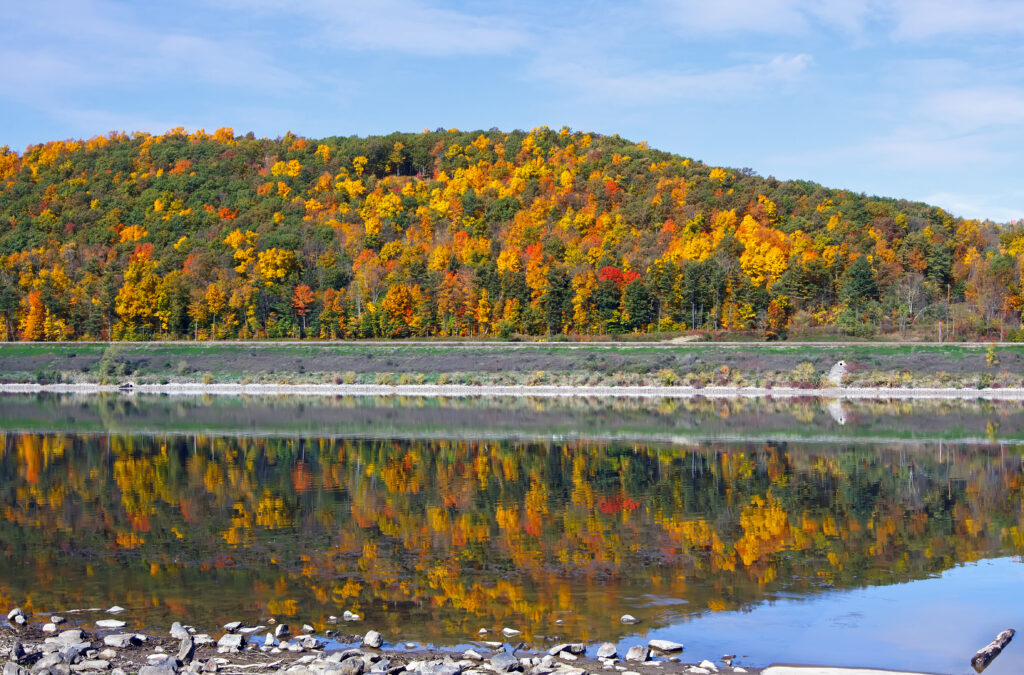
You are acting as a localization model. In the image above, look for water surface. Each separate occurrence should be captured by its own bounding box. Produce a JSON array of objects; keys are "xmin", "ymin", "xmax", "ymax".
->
[{"xmin": 1, "ymin": 393, "xmax": 1022, "ymax": 675}]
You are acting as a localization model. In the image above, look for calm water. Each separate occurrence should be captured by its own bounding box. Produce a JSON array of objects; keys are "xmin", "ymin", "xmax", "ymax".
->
[{"xmin": 1, "ymin": 393, "xmax": 1023, "ymax": 675}]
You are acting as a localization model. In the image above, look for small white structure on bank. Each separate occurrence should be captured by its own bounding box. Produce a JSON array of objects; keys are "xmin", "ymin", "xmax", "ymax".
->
[{"xmin": 825, "ymin": 360, "xmax": 848, "ymax": 386}]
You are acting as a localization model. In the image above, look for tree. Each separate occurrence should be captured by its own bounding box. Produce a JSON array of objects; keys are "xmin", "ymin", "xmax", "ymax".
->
[
  {"xmin": 291, "ymin": 284, "xmax": 315, "ymax": 338},
  {"xmin": 840, "ymin": 256, "xmax": 878, "ymax": 309}
]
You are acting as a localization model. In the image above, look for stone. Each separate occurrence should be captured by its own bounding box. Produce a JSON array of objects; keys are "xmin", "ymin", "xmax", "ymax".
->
[
  {"xmin": 132, "ymin": 635, "xmax": 148, "ymax": 644},
  {"xmin": 7, "ymin": 608, "xmax": 25, "ymax": 621},
  {"xmin": 337, "ymin": 657, "xmax": 364, "ymax": 675},
  {"xmin": 302, "ymin": 625, "xmax": 315, "ymax": 634},
  {"xmin": 732, "ymin": 669, "xmax": 747, "ymax": 674},
  {"xmin": 111, "ymin": 670, "xmax": 126, "ymax": 675},
  {"xmin": 489, "ymin": 653, "xmax": 519, "ymax": 673},
  {"xmin": 71, "ymin": 661, "xmax": 109, "ymax": 672},
  {"xmin": 215, "ymin": 634, "xmax": 245, "ymax": 652},
  {"xmin": 362, "ymin": 631, "xmax": 383, "ymax": 649},
  {"xmin": 51, "ymin": 618, "xmax": 65, "ymax": 625},
  {"xmin": 4, "ymin": 663, "xmax": 28, "ymax": 675},
  {"xmin": 13, "ymin": 616, "xmax": 26, "ymax": 627},
  {"xmin": 105, "ymin": 608, "xmax": 125, "ymax": 615},
  {"xmin": 177, "ymin": 637, "xmax": 195, "ymax": 664},
  {"xmin": 263, "ymin": 635, "xmax": 274, "ymax": 648},
  {"xmin": 192, "ymin": 636, "xmax": 213, "ymax": 647},
  {"xmin": 94, "ymin": 621, "xmax": 125, "ymax": 630},
  {"xmin": 137, "ymin": 664, "xmax": 176, "ymax": 675},
  {"xmin": 222, "ymin": 623, "xmax": 241, "ymax": 633},
  {"xmin": 462, "ymin": 651, "xmax": 482, "ymax": 662},
  {"xmin": 596, "ymin": 644, "xmax": 617, "ymax": 659},
  {"xmin": 33, "ymin": 654, "xmax": 67, "ymax": 672},
  {"xmin": 101, "ymin": 636, "xmax": 136, "ymax": 650},
  {"xmin": 57, "ymin": 631, "xmax": 86, "ymax": 647},
  {"xmin": 482, "ymin": 642, "xmax": 503, "ymax": 650},
  {"xmin": 624, "ymin": 646, "xmax": 648, "ymax": 663},
  {"xmin": 343, "ymin": 612, "xmax": 361, "ymax": 622},
  {"xmin": 619, "ymin": 615, "xmax": 639, "ymax": 625},
  {"xmin": 697, "ymin": 661, "xmax": 717, "ymax": 672},
  {"xmin": 558, "ymin": 654, "xmax": 577, "ymax": 662},
  {"xmin": 546, "ymin": 645, "xmax": 584, "ymax": 657},
  {"xmin": 648, "ymin": 640, "xmax": 683, "ymax": 653},
  {"xmin": 96, "ymin": 652, "xmax": 115, "ymax": 663},
  {"xmin": 300, "ymin": 637, "xmax": 323, "ymax": 650},
  {"xmin": 43, "ymin": 625, "xmax": 58, "ymax": 635},
  {"xmin": 170, "ymin": 624, "xmax": 189, "ymax": 641},
  {"xmin": 12, "ymin": 642, "xmax": 27, "ymax": 662},
  {"xmin": 500, "ymin": 628, "xmax": 521, "ymax": 638},
  {"xmin": 685, "ymin": 669, "xmax": 708, "ymax": 675}
]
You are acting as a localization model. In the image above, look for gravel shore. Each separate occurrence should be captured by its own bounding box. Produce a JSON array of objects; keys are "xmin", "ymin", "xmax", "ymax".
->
[{"xmin": 2, "ymin": 609, "xmax": 757, "ymax": 675}]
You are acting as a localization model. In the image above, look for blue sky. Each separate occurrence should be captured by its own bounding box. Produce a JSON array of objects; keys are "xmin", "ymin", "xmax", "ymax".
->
[{"xmin": 3, "ymin": 0, "xmax": 1024, "ymax": 221}]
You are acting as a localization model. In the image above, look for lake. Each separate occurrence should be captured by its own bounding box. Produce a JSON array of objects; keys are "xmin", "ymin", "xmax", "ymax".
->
[{"xmin": 1, "ymin": 393, "xmax": 1022, "ymax": 675}]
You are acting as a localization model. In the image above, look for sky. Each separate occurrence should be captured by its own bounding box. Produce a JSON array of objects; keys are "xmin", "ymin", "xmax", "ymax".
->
[{"xmin": 2, "ymin": 0, "xmax": 1024, "ymax": 222}]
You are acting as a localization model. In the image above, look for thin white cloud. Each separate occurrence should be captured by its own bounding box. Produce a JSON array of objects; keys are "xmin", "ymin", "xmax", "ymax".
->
[
  {"xmin": 891, "ymin": 0, "xmax": 1024, "ymax": 40},
  {"xmin": 215, "ymin": 0, "xmax": 530, "ymax": 57},
  {"xmin": 527, "ymin": 53, "xmax": 812, "ymax": 102},
  {"xmin": 653, "ymin": 0, "xmax": 875, "ymax": 37}
]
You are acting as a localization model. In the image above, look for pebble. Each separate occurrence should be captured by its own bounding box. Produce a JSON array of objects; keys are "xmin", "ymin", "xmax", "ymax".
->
[
  {"xmin": 619, "ymin": 615, "xmax": 639, "ymax": 625},
  {"xmin": 596, "ymin": 644, "xmax": 617, "ymax": 659},
  {"xmin": 649, "ymin": 640, "xmax": 684, "ymax": 653},
  {"xmin": 363, "ymin": 631, "xmax": 384, "ymax": 649},
  {"xmin": 96, "ymin": 620, "xmax": 127, "ymax": 629}
]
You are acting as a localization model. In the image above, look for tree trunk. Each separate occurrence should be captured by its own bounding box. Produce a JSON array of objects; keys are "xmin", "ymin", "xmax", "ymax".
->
[{"xmin": 971, "ymin": 628, "xmax": 1014, "ymax": 672}]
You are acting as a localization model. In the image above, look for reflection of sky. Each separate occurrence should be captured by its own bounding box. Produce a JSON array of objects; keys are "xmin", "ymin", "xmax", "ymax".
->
[{"xmin": 623, "ymin": 557, "xmax": 1023, "ymax": 675}]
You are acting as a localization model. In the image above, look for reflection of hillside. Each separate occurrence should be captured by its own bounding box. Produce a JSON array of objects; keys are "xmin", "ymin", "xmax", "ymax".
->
[
  {"xmin": 0, "ymin": 432, "xmax": 1021, "ymax": 643},
  {"xmin": 2, "ymin": 394, "xmax": 1024, "ymax": 444}
]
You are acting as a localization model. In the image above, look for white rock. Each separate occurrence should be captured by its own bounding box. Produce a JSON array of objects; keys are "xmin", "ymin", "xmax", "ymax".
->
[
  {"xmin": 264, "ymin": 634, "xmax": 274, "ymax": 647},
  {"xmin": 463, "ymin": 650, "xmax": 483, "ymax": 661},
  {"xmin": 825, "ymin": 360, "xmax": 848, "ymax": 386},
  {"xmin": 596, "ymin": 644, "xmax": 617, "ymax": 659},
  {"xmin": 698, "ymin": 660, "xmax": 717, "ymax": 672},
  {"xmin": 477, "ymin": 628, "xmax": 488, "ymax": 635},
  {"xmin": 96, "ymin": 620, "xmax": 127, "ymax": 629},
  {"xmin": 624, "ymin": 646, "xmax": 649, "ymax": 663},
  {"xmin": 51, "ymin": 616, "xmax": 65, "ymax": 625},
  {"xmin": 483, "ymin": 641, "xmax": 503, "ymax": 649},
  {"xmin": 98, "ymin": 650, "xmax": 117, "ymax": 660},
  {"xmin": 43, "ymin": 623, "xmax": 58, "ymax": 634},
  {"xmin": 560, "ymin": 653, "xmax": 578, "ymax": 662},
  {"xmin": 686, "ymin": 668, "xmax": 709, "ymax": 675},
  {"xmin": 732, "ymin": 669, "xmax": 747, "ymax": 673},
  {"xmin": 619, "ymin": 615, "xmax": 639, "ymax": 624},
  {"xmin": 342, "ymin": 611, "xmax": 361, "ymax": 622},
  {"xmin": 501, "ymin": 627, "xmax": 521, "ymax": 638},
  {"xmin": 107, "ymin": 606, "xmax": 126, "ymax": 614},
  {"xmin": 648, "ymin": 640, "xmax": 683, "ymax": 653},
  {"xmin": 362, "ymin": 630, "xmax": 383, "ymax": 649},
  {"xmin": 7, "ymin": 608, "xmax": 24, "ymax": 620},
  {"xmin": 302, "ymin": 624, "xmax": 315, "ymax": 633}
]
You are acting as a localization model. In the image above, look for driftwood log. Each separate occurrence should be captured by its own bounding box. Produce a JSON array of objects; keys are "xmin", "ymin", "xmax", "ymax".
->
[{"xmin": 971, "ymin": 628, "xmax": 1015, "ymax": 673}]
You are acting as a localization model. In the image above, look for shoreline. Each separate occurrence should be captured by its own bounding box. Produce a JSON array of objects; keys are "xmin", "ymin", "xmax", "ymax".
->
[
  {"xmin": 1, "ymin": 611, "xmax": 762, "ymax": 675},
  {"xmin": 3, "ymin": 382, "xmax": 1024, "ymax": 400}
]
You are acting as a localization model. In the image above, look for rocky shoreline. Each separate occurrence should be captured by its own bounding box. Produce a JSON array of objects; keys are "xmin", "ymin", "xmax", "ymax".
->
[{"xmin": 2, "ymin": 608, "xmax": 756, "ymax": 675}]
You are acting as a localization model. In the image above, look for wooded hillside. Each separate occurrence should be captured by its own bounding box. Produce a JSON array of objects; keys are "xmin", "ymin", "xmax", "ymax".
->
[{"xmin": 0, "ymin": 126, "xmax": 1021, "ymax": 340}]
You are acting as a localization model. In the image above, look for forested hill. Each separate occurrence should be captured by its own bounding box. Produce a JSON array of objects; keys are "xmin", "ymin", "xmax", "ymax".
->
[{"xmin": 0, "ymin": 126, "xmax": 1021, "ymax": 341}]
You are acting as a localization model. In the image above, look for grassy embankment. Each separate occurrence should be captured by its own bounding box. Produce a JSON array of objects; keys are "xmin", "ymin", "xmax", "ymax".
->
[{"xmin": 1, "ymin": 341, "xmax": 1023, "ymax": 389}]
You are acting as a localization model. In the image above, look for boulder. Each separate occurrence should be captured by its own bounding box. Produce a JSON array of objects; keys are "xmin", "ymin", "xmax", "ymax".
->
[
  {"xmin": 362, "ymin": 631, "xmax": 383, "ymax": 649},
  {"xmin": 624, "ymin": 646, "xmax": 649, "ymax": 663},
  {"xmin": 596, "ymin": 644, "xmax": 617, "ymax": 659},
  {"xmin": 489, "ymin": 653, "xmax": 520, "ymax": 673},
  {"xmin": 648, "ymin": 640, "xmax": 683, "ymax": 653}
]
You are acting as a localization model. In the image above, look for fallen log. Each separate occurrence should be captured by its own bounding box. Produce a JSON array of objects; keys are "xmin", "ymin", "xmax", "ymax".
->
[{"xmin": 971, "ymin": 628, "xmax": 1015, "ymax": 673}]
